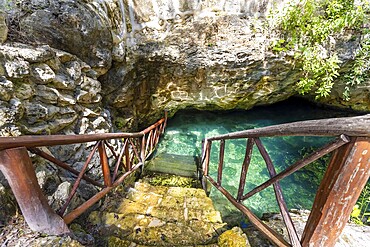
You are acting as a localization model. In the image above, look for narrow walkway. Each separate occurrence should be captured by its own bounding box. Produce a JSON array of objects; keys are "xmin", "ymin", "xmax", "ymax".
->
[{"xmin": 88, "ymin": 180, "xmax": 227, "ymax": 246}]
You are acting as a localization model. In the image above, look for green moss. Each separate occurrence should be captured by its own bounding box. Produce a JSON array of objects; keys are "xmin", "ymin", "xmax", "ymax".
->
[
  {"xmin": 143, "ymin": 174, "xmax": 200, "ymax": 188},
  {"xmin": 114, "ymin": 117, "xmax": 129, "ymax": 129}
]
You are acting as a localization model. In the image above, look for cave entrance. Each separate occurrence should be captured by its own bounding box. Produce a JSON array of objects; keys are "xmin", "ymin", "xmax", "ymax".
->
[{"xmin": 147, "ymin": 97, "xmax": 358, "ymax": 222}]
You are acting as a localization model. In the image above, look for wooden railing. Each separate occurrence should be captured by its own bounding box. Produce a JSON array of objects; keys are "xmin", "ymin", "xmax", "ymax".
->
[
  {"xmin": 0, "ymin": 113, "xmax": 167, "ymax": 235},
  {"xmin": 201, "ymin": 114, "xmax": 370, "ymax": 247}
]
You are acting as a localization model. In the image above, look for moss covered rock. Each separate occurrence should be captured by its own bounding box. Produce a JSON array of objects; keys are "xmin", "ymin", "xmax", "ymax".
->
[
  {"xmin": 88, "ymin": 181, "xmax": 227, "ymax": 246},
  {"xmin": 218, "ymin": 227, "xmax": 250, "ymax": 247}
]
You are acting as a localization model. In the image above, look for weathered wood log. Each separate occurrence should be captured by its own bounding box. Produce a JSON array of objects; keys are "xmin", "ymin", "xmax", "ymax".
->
[
  {"xmin": 301, "ymin": 137, "xmax": 370, "ymax": 247},
  {"xmin": 0, "ymin": 132, "xmax": 141, "ymax": 150},
  {"xmin": 0, "ymin": 147, "xmax": 69, "ymax": 235},
  {"xmin": 208, "ymin": 114, "xmax": 370, "ymax": 140}
]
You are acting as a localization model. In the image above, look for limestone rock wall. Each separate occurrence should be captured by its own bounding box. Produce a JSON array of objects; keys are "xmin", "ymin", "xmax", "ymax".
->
[
  {"xmin": 97, "ymin": 0, "xmax": 369, "ymax": 124},
  {"xmin": 10, "ymin": 0, "xmax": 113, "ymax": 76},
  {"xmin": 0, "ymin": 43, "xmax": 111, "ymax": 137},
  {"xmin": 0, "ymin": 42, "xmax": 114, "ymax": 196},
  {"xmin": 99, "ymin": 0, "xmax": 301, "ymax": 125},
  {"xmin": 4, "ymin": 0, "xmax": 369, "ymax": 127},
  {"xmin": 2, "ymin": 0, "xmax": 370, "ymax": 130}
]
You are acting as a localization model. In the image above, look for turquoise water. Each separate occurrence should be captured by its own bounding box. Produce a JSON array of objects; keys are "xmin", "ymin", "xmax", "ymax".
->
[{"xmin": 155, "ymin": 98, "xmax": 356, "ymax": 219}]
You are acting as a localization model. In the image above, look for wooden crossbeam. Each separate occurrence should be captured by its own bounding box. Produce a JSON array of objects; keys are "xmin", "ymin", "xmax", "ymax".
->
[
  {"xmin": 63, "ymin": 163, "xmax": 143, "ymax": 224},
  {"xmin": 237, "ymin": 138, "xmax": 254, "ymax": 201},
  {"xmin": 217, "ymin": 139, "xmax": 225, "ymax": 185},
  {"xmin": 206, "ymin": 175, "xmax": 290, "ymax": 247},
  {"xmin": 28, "ymin": 147, "xmax": 103, "ymax": 188},
  {"xmin": 242, "ymin": 135, "xmax": 349, "ymax": 200},
  {"xmin": 59, "ymin": 141, "xmax": 100, "ymax": 216},
  {"xmin": 112, "ymin": 139, "xmax": 127, "ymax": 182},
  {"xmin": 255, "ymin": 138, "xmax": 301, "ymax": 247}
]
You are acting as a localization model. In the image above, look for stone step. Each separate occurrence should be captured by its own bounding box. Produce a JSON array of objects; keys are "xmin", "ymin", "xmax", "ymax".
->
[
  {"xmin": 145, "ymin": 153, "xmax": 198, "ymax": 178},
  {"xmin": 88, "ymin": 181, "xmax": 227, "ymax": 246}
]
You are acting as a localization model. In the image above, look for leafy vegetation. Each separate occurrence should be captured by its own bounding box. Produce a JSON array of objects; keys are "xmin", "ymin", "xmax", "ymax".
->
[
  {"xmin": 351, "ymin": 183, "xmax": 370, "ymax": 225},
  {"xmin": 270, "ymin": 0, "xmax": 370, "ymax": 99},
  {"xmin": 343, "ymin": 32, "xmax": 370, "ymax": 100}
]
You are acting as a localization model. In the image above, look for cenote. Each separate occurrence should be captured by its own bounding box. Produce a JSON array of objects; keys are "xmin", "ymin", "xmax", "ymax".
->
[{"xmin": 154, "ymin": 98, "xmax": 358, "ymax": 221}]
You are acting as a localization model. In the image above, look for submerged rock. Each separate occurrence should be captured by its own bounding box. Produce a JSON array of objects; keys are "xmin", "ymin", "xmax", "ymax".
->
[{"xmin": 88, "ymin": 181, "xmax": 226, "ymax": 246}]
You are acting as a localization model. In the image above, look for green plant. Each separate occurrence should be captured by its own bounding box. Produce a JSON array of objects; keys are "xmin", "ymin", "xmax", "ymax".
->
[
  {"xmin": 270, "ymin": 0, "xmax": 370, "ymax": 99},
  {"xmin": 351, "ymin": 183, "xmax": 370, "ymax": 225},
  {"xmin": 343, "ymin": 33, "xmax": 370, "ymax": 100}
]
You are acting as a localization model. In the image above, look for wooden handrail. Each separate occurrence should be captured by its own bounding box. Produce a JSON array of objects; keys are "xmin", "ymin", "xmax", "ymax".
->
[
  {"xmin": 0, "ymin": 132, "xmax": 141, "ymax": 150},
  {"xmin": 0, "ymin": 112, "xmax": 167, "ymax": 150},
  {"xmin": 0, "ymin": 113, "xmax": 168, "ymax": 234},
  {"xmin": 201, "ymin": 113, "xmax": 370, "ymax": 247},
  {"xmin": 207, "ymin": 114, "xmax": 370, "ymax": 141}
]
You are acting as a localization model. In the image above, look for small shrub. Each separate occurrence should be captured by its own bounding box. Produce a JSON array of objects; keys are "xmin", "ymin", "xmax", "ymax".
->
[
  {"xmin": 270, "ymin": 0, "xmax": 370, "ymax": 99},
  {"xmin": 351, "ymin": 183, "xmax": 370, "ymax": 225}
]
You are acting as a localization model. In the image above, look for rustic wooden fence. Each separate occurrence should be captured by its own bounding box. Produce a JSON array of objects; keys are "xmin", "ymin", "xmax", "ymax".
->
[
  {"xmin": 0, "ymin": 113, "xmax": 167, "ymax": 235},
  {"xmin": 201, "ymin": 114, "xmax": 370, "ymax": 247}
]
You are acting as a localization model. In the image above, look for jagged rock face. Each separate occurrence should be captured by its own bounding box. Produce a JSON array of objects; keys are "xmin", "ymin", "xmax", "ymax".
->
[
  {"xmin": 98, "ymin": 0, "xmax": 369, "ymax": 125},
  {"xmin": 4, "ymin": 0, "xmax": 369, "ymax": 127},
  {"xmin": 99, "ymin": 0, "xmax": 302, "ymax": 125},
  {"xmin": 13, "ymin": 0, "xmax": 113, "ymax": 75},
  {"xmin": 0, "ymin": 42, "xmax": 115, "ymax": 199},
  {"xmin": 104, "ymin": 23, "xmax": 299, "ymax": 124},
  {"xmin": 0, "ymin": 43, "xmax": 111, "ymax": 136}
]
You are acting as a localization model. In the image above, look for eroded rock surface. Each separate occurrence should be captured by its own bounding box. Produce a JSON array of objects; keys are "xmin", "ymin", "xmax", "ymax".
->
[
  {"xmin": 3, "ymin": 0, "xmax": 369, "ymax": 127},
  {"xmin": 0, "ymin": 43, "xmax": 111, "ymax": 136},
  {"xmin": 12, "ymin": 0, "xmax": 113, "ymax": 75},
  {"xmin": 96, "ymin": 0, "xmax": 369, "ymax": 124},
  {"xmin": 0, "ymin": 43, "xmax": 115, "ymax": 188},
  {"xmin": 100, "ymin": 0, "xmax": 301, "ymax": 124}
]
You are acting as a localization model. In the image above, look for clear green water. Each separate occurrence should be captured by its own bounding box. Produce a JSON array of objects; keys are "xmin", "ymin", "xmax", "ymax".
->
[{"xmin": 155, "ymin": 98, "xmax": 356, "ymax": 220}]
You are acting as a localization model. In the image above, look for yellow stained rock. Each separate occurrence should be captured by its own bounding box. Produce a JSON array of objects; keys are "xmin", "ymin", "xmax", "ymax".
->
[{"xmin": 218, "ymin": 227, "xmax": 250, "ymax": 247}]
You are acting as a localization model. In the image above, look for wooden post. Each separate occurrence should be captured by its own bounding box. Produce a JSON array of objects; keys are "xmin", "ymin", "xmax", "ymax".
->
[
  {"xmin": 0, "ymin": 147, "xmax": 70, "ymax": 235},
  {"xmin": 98, "ymin": 141, "xmax": 112, "ymax": 187},
  {"xmin": 301, "ymin": 137, "xmax": 370, "ymax": 247}
]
